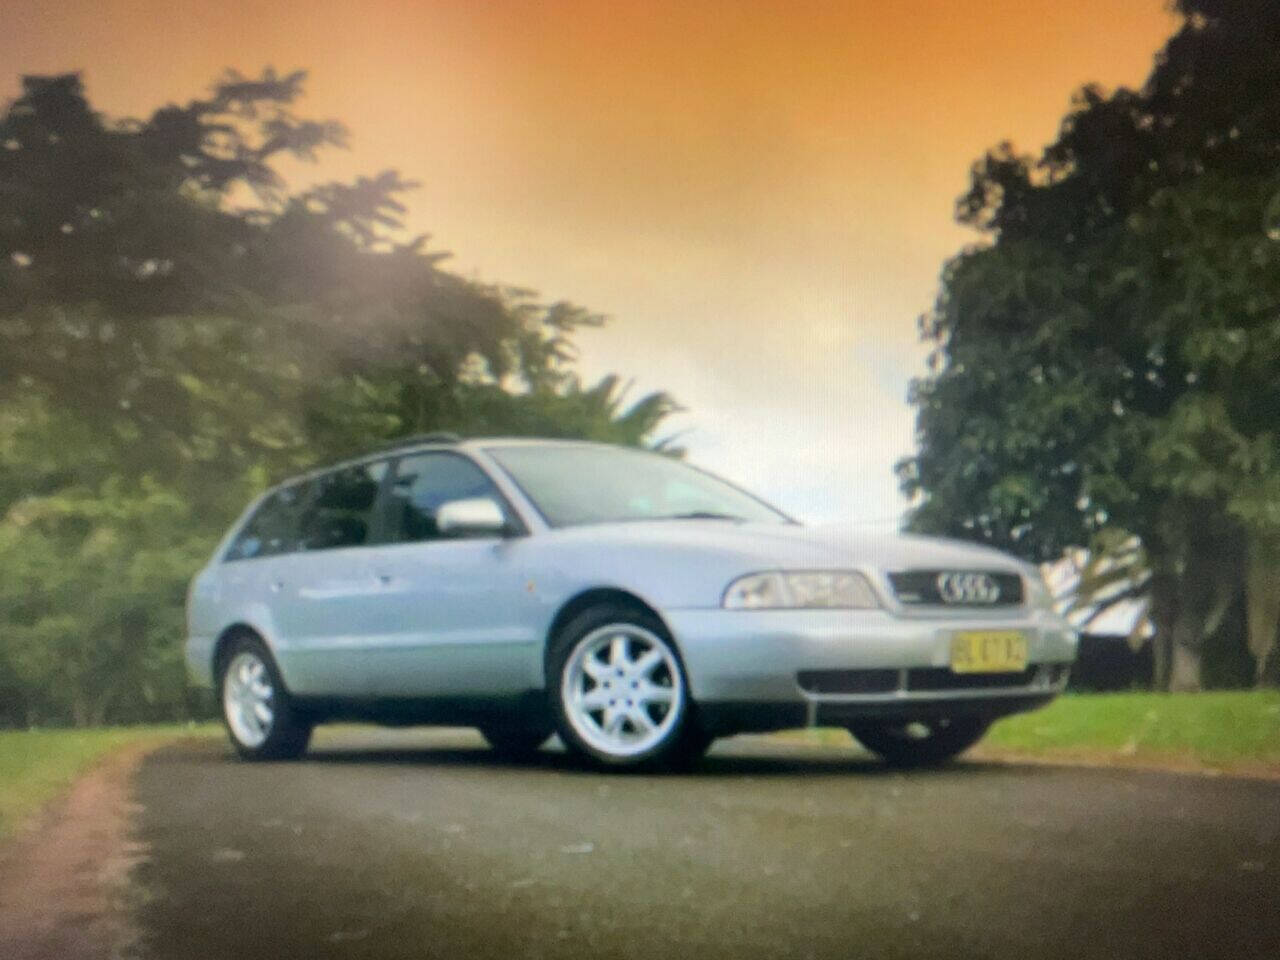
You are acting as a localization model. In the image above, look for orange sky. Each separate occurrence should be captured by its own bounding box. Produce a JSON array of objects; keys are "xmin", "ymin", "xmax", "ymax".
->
[{"xmin": 2, "ymin": 0, "xmax": 1178, "ymax": 522}]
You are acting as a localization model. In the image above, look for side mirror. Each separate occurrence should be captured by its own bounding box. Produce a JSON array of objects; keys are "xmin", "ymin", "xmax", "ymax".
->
[{"xmin": 435, "ymin": 497, "xmax": 510, "ymax": 538}]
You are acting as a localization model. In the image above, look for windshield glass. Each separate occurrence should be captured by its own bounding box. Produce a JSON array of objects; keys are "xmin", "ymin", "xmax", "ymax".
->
[{"xmin": 485, "ymin": 444, "xmax": 792, "ymax": 528}]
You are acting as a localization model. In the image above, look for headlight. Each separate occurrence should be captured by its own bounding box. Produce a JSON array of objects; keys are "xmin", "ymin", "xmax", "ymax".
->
[{"xmin": 722, "ymin": 571, "xmax": 880, "ymax": 610}]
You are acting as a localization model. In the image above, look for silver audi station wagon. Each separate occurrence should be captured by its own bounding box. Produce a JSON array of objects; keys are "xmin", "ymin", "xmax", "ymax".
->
[{"xmin": 186, "ymin": 436, "xmax": 1077, "ymax": 768}]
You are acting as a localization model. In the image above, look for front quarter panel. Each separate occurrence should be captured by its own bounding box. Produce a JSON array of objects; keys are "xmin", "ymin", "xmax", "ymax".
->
[{"xmin": 527, "ymin": 536, "xmax": 755, "ymax": 617}]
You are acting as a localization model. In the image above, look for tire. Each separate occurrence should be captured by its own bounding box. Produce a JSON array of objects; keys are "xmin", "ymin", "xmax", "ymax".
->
[
  {"xmin": 217, "ymin": 634, "xmax": 312, "ymax": 761},
  {"xmin": 848, "ymin": 716, "xmax": 990, "ymax": 768},
  {"xmin": 547, "ymin": 603, "xmax": 691, "ymax": 769},
  {"xmin": 478, "ymin": 724, "xmax": 552, "ymax": 758}
]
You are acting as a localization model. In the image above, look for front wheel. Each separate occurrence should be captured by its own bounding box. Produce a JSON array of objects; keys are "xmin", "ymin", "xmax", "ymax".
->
[
  {"xmin": 549, "ymin": 605, "xmax": 691, "ymax": 769},
  {"xmin": 848, "ymin": 716, "xmax": 990, "ymax": 767},
  {"xmin": 218, "ymin": 636, "xmax": 312, "ymax": 761}
]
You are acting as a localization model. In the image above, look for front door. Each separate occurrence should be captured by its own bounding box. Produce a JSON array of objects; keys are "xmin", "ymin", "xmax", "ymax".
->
[{"xmin": 361, "ymin": 451, "xmax": 542, "ymax": 697}]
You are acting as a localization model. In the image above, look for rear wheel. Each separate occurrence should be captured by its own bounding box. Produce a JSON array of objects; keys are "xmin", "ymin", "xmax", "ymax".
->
[
  {"xmin": 217, "ymin": 635, "xmax": 312, "ymax": 761},
  {"xmin": 848, "ymin": 716, "xmax": 990, "ymax": 767},
  {"xmin": 478, "ymin": 724, "xmax": 552, "ymax": 758},
  {"xmin": 549, "ymin": 605, "xmax": 691, "ymax": 769}
]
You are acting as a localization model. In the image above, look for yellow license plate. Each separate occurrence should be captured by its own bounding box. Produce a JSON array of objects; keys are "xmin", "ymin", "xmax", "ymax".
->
[{"xmin": 950, "ymin": 631, "xmax": 1029, "ymax": 673}]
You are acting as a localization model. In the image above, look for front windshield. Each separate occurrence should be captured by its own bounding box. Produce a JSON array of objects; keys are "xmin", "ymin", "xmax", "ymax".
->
[{"xmin": 485, "ymin": 444, "xmax": 793, "ymax": 528}]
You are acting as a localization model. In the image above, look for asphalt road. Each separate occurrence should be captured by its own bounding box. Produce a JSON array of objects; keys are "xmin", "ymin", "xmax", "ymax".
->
[{"xmin": 127, "ymin": 729, "xmax": 1280, "ymax": 960}]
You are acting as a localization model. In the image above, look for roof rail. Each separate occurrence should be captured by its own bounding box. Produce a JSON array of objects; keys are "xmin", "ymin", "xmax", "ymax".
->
[{"xmin": 377, "ymin": 431, "xmax": 463, "ymax": 450}]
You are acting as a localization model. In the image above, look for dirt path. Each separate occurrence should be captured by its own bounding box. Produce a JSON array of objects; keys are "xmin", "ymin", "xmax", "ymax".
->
[{"xmin": 0, "ymin": 743, "xmax": 155, "ymax": 960}]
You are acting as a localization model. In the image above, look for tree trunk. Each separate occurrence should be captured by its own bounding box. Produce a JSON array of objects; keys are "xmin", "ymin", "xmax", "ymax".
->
[
  {"xmin": 89, "ymin": 686, "xmax": 114, "ymax": 728},
  {"xmin": 1264, "ymin": 641, "xmax": 1280, "ymax": 687},
  {"xmin": 1147, "ymin": 573, "xmax": 1178, "ymax": 691},
  {"xmin": 1166, "ymin": 537, "xmax": 1240, "ymax": 692},
  {"xmin": 1169, "ymin": 643, "xmax": 1202, "ymax": 692},
  {"xmin": 1150, "ymin": 630, "xmax": 1172, "ymax": 691},
  {"xmin": 1245, "ymin": 536, "xmax": 1280, "ymax": 688},
  {"xmin": 1169, "ymin": 597, "xmax": 1206, "ymax": 692},
  {"xmin": 70, "ymin": 696, "xmax": 92, "ymax": 728}
]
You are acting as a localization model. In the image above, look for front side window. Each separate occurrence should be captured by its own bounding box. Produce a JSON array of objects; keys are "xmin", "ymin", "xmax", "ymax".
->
[
  {"xmin": 296, "ymin": 461, "xmax": 389, "ymax": 551},
  {"xmin": 485, "ymin": 444, "xmax": 791, "ymax": 528},
  {"xmin": 388, "ymin": 452, "xmax": 508, "ymax": 542},
  {"xmin": 224, "ymin": 481, "xmax": 313, "ymax": 561}
]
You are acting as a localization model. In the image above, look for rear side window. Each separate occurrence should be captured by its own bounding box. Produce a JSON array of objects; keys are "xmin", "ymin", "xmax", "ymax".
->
[
  {"xmin": 296, "ymin": 462, "xmax": 388, "ymax": 551},
  {"xmin": 387, "ymin": 452, "xmax": 506, "ymax": 542},
  {"xmin": 224, "ymin": 482, "xmax": 311, "ymax": 561}
]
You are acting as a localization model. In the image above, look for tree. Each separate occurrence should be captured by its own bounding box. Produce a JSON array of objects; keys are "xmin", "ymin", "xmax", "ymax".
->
[
  {"xmin": 0, "ymin": 71, "xmax": 677, "ymax": 726},
  {"xmin": 899, "ymin": 1, "xmax": 1280, "ymax": 689}
]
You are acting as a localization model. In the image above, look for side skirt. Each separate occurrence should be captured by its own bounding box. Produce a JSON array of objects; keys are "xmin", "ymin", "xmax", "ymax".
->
[{"xmin": 291, "ymin": 690, "xmax": 551, "ymax": 728}]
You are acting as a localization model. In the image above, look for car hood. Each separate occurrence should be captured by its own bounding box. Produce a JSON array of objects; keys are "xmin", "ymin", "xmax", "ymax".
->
[{"xmin": 543, "ymin": 519, "xmax": 1028, "ymax": 574}]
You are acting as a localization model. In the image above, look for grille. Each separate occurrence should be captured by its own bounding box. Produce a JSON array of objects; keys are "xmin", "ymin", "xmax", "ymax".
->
[
  {"xmin": 888, "ymin": 570, "xmax": 1024, "ymax": 607},
  {"xmin": 797, "ymin": 669, "xmax": 899, "ymax": 695},
  {"xmin": 907, "ymin": 667, "xmax": 1037, "ymax": 691}
]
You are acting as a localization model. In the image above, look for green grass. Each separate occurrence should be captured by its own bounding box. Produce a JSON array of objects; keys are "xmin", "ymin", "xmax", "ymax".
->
[
  {"xmin": 0, "ymin": 724, "xmax": 213, "ymax": 840},
  {"xmin": 984, "ymin": 690, "xmax": 1280, "ymax": 769},
  {"xmin": 774, "ymin": 691, "xmax": 1280, "ymax": 772}
]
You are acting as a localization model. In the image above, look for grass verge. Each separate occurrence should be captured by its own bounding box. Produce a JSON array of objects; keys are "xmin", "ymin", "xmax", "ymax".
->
[
  {"xmin": 774, "ymin": 691, "xmax": 1280, "ymax": 775},
  {"xmin": 982, "ymin": 690, "xmax": 1280, "ymax": 772},
  {"xmin": 0, "ymin": 724, "xmax": 215, "ymax": 840}
]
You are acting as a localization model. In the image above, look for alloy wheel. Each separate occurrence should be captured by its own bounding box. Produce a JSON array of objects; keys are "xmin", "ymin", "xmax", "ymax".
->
[
  {"xmin": 560, "ymin": 623, "xmax": 685, "ymax": 759},
  {"xmin": 222, "ymin": 650, "xmax": 275, "ymax": 748}
]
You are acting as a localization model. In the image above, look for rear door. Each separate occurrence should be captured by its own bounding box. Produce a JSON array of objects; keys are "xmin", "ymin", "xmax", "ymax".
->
[
  {"xmin": 361, "ymin": 451, "xmax": 543, "ymax": 697},
  {"xmin": 217, "ymin": 480, "xmax": 311, "ymax": 687},
  {"xmin": 267, "ymin": 460, "xmax": 392, "ymax": 696}
]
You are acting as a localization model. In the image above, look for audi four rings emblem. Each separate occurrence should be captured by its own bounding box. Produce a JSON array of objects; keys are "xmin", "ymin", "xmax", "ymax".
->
[{"xmin": 936, "ymin": 571, "xmax": 1001, "ymax": 604}]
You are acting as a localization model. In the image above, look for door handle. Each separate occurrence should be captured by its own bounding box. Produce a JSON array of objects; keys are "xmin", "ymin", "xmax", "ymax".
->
[
  {"xmin": 269, "ymin": 581, "xmax": 284, "ymax": 593},
  {"xmin": 376, "ymin": 572, "xmax": 393, "ymax": 586}
]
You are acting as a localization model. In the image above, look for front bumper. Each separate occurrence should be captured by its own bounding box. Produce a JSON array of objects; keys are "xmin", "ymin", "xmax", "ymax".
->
[{"xmin": 664, "ymin": 607, "xmax": 1076, "ymax": 724}]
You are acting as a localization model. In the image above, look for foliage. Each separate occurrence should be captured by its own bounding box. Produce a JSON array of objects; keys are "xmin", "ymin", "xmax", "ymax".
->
[
  {"xmin": 899, "ymin": 2, "xmax": 1280, "ymax": 689},
  {"xmin": 0, "ymin": 71, "xmax": 676, "ymax": 726}
]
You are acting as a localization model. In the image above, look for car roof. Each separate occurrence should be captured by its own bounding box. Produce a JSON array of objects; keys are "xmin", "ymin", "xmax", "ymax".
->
[
  {"xmin": 265, "ymin": 436, "xmax": 617, "ymax": 492},
  {"xmin": 459, "ymin": 436, "xmax": 614, "ymax": 450}
]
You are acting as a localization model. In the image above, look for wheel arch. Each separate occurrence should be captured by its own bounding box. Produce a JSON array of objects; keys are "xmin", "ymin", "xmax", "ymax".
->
[
  {"xmin": 542, "ymin": 587, "xmax": 682, "ymax": 683},
  {"xmin": 212, "ymin": 622, "xmax": 282, "ymax": 686}
]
